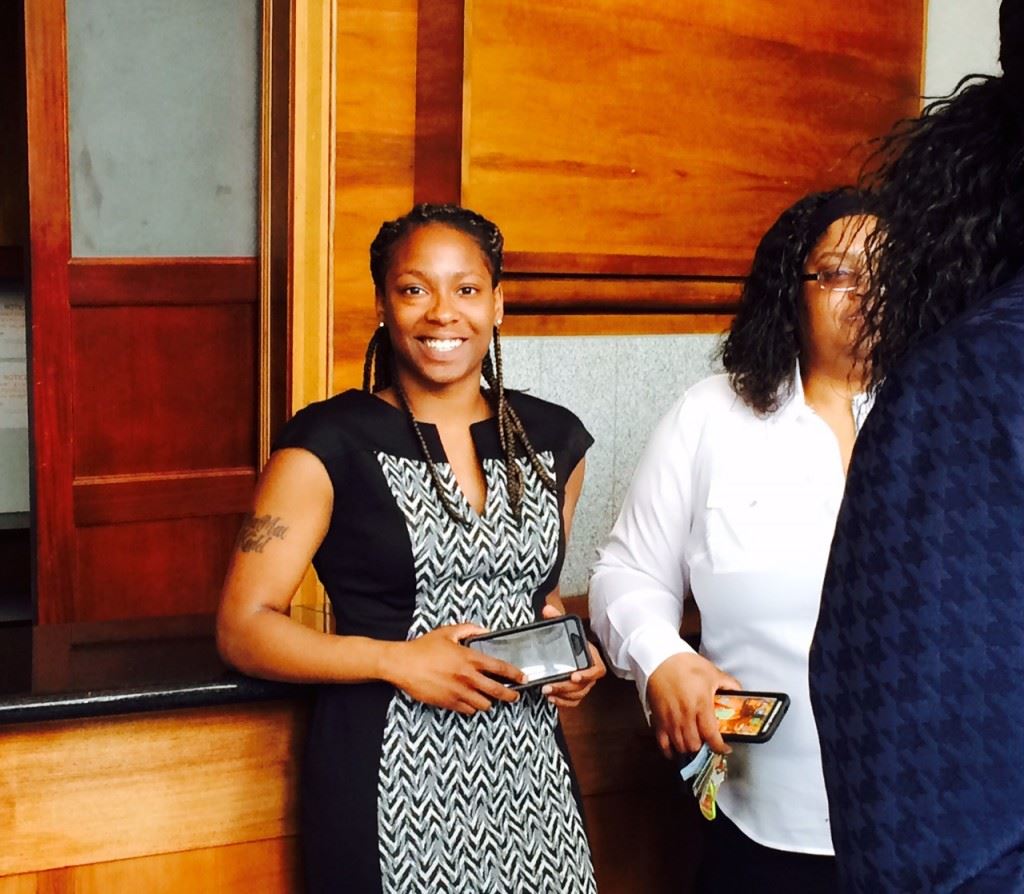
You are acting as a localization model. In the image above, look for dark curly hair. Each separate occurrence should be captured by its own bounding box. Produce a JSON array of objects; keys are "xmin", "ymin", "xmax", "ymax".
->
[
  {"xmin": 720, "ymin": 188, "xmax": 871, "ymax": 415},
  {"xmin": 854, "ymin": 71, "xmax": 1024, "ymax": 389},
  {"xmin": 369, "ymin": 202, "xmax": 504, "ymax": 294},
  {"xmin": 363, "ymin": 203, "xmax": 554, "ymax": 525}
]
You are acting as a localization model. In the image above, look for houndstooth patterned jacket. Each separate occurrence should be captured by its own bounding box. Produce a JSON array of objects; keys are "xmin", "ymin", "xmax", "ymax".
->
[{"xmin": 811, "ymin": 267, "xmax": 1024, "ymax": 893}]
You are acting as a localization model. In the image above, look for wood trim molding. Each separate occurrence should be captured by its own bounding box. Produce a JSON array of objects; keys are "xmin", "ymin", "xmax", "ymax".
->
[
  {"xmin": 0, "ymin": 838, "xmax": 300, "ymax": 893},
  {"xmin": 72, "ymin": 468, "xmax": 257, "ymax": 526},
  {"xmin": 68, "ymin": 258, "xmax": 258, "ymax": 306},
  {"xmin": 260, "ymin": 0, "xmax": 292, "ymax": 466},
  {"xmin": 288, "ymin": 0, "xmax": 335, "ymax": 420},
  {"xmin": 501, "ymin": 313, "xmax": 733, "ymax": 337},
  {"xmin": 25, "ymin": 0, "xmax": 76, "ymax": 623},
  {"xmin": 505, "ymin": 250, "xmax": 749, "ymax": 278},
  {"xmin": 501, "ymin": 277, "xmax": 741, "ymax": 314},
  {"xmin": 278, "ymin": 0, "xmax": 336, "ymax": 613},
  {"xmin": 413, "ymin": 0, "xmax": 466, "ymax": 203}
]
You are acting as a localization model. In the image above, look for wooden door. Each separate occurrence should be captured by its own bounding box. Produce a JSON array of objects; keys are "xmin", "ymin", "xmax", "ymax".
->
[{"xmin": 25, "ymin": 1, "xmax": 261, "ymax": 623}]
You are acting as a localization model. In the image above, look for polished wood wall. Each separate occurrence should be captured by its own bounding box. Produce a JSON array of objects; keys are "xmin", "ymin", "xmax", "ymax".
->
[
  {"xmin": 25, "ymin": 1, "xmax": 259, "ymax": 623},
  {"xmin": 0, "ymin": 688, "xmax": 686, "ymax": 893},
  {"xmin": 0, "ymin": 840, "xmax": 298, "ymax": 894},
  {"xmin": 324, "ymin": 4, "xmax": 925, "ymax": 889},
  {"xmin": 0, "ymin": 703, "xmax": 304, "ymax": 889},
  {"xmin": 332, "ymin": 0, "xmax": 924, "ymax": 389},
  {"xmin": 332, "ymin": 0, "xmax": 420, "ymax": 389},
  {"xmin": 23, "ymin": 0, "xmax": 924, "ymax": 618}
]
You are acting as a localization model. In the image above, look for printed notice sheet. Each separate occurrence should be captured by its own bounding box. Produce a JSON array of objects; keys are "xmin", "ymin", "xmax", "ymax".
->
[
  {"xmin": 0, "ymin": 291, "xmax": 27, "ymax": 430},
  {"xmin": 0, "ymin": 288, "xmax": 29, "ymax": 514}
]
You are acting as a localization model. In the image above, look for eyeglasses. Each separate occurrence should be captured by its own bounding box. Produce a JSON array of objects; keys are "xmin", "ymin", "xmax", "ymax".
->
[{"xmin": 801, "ymin": 268, "xmax": 864, "ymax": 293}]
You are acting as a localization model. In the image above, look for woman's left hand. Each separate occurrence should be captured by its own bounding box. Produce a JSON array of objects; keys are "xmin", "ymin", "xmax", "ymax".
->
[{"xmin": 539, "ymin": 604, "xmax": 606, "ymax": 708}]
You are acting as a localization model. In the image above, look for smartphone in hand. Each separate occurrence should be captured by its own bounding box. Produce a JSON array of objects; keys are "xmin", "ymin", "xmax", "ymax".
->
[
  {"xmin": 464, "ymin": 615, "xmax": 593, "ymax": 690},
  {"xmin": 714, "ymin": 690, "xmax": 790, "ymax": 743}
]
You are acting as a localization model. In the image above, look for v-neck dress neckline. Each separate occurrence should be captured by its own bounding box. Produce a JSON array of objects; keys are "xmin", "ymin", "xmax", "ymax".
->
[{"xmin": 359, "ymin": 389, "xmax": 500, "ymax": 522}]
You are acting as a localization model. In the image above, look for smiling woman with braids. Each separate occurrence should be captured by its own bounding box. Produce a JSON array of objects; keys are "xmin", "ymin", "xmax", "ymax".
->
[{"xmin": 217, "ymin": 204, "xmax": 602, "ymax": 893}]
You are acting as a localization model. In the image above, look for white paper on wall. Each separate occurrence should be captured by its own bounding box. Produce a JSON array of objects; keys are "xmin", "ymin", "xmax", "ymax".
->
[
  {"xmin": 0, "ymin": 360, "xmax": 28, "ymax": 430},
  {"xmin": 0, "ymin": 292, "xmax": 27, "ymax": 359},
  {"xmin": 0, "ymin": 290, "xmax": 30, "ymax": 513},
  {"xmin": 0, "ymin": 293, "xmax": 28, "ymax": 431}
]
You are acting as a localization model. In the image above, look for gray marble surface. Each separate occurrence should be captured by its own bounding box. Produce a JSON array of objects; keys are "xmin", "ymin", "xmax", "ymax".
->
[{"xmin": 501, "ymin": 333, "xmax": 721, "ymax": 597}]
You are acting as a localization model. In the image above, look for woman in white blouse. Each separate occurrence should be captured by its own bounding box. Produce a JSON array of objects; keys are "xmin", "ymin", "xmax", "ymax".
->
[{"xmin": 590, "ymin": 189, "xmax": 877, "ymax": 892}]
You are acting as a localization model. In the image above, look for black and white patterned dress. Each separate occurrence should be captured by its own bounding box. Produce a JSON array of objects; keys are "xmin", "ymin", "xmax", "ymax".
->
[{"xmin": 275, "ymin": 389, "xmax": 596, "ymax": 894}]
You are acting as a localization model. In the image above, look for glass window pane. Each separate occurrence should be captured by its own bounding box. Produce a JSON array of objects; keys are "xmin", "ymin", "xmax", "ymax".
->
[{"xmin": 66, "ymin": 0, "xmax": 260, "ymax": 257}]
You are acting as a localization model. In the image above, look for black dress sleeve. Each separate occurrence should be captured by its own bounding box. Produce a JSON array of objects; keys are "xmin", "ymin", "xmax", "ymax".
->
[
  {"xmin": 270, "ymin": 397, "xmax": 350, "ymax": 491},
  {"xmin": 505, "ymin": 391, "xmax": 594, "ymax": 487},
  {"xmin": 561, "ymin": 412, "xmax": 594, "ymax": 476}
]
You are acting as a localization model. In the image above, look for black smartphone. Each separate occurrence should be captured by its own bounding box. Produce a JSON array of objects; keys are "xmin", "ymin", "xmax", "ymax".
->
[
  {"xmin": 464, "ymin": 615, "xmax": 593, "ymax": 690},
  {"xmin": 714, "ymin": 690, "xmax": 790, "ymax": 743}
]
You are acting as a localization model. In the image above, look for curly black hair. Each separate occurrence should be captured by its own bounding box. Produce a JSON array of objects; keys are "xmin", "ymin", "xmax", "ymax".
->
[
  {"xmin": 720, "ymin": 188, "xmax": 870, "ymax": 415},
  {"xmin": 369, "ymin": 202, "xmax": 504, "ymax": 294},
  {"xmin": 853, "ymin": 70, "xmax": 1024, "ymax": 389}
]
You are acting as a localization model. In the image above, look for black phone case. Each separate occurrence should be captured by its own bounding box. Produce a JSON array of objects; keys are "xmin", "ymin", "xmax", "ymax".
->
[
  {"xmin": 716, "ymin": 689, "xmax": 791, "ymax": 743},
  {"xmin": 464, "ymin": 614, "xmax": 593, "ymax": 690}
]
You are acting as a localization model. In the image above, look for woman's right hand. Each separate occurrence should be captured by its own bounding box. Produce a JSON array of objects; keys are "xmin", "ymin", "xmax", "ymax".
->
[
  {"xmin": 385, "ymin": 624, "xmax": 526, "ymax": 715},
  {"xmin": 646, "ymin": 652, "xmax": 742, "ymax": 758}
]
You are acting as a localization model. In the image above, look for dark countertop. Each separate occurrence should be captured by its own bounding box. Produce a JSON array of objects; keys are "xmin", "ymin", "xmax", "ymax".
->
[{"xmin": 0, "ymin": 612, "xmax": 309, "ymax": 726}]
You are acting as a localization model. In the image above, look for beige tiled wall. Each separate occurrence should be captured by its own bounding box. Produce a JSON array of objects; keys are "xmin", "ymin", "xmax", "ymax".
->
[{"xmin": 501, "ymin": 333, "xmax": 721, "ymax": 597}]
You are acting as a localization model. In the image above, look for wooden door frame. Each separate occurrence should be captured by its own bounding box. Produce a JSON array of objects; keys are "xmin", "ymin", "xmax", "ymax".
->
[
  {"xmin": 263, "ymin": 0, "xmax": 336, "ymax": 616},
  {"xmin": 25, "ymin": 0, "xmax": 330, "ymax": 622},
  {"xmin": 262, "ymin": 0, "xmax": 335, "ymax": 447},
  {"xmin": 24, "ymin": 0, "xmax": 75, "ymax": 622}
]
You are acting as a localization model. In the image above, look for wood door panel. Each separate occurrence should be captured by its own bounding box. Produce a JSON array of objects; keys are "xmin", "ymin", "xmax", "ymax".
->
[
  {"xmin": 462, "ymin": 0, "xmax": 923, "ymax": 275},
  {"xmin": 583, "ymin": 789, "xmax": 699, "ymax": 894},
  {"xmin": 26, "ymin": 0, "xmax": 76, "ymax": 620},
  {"xmin": 72, "ymin": 305, "xmax": 256, "ymax": 476},
  {"xmin": 68, "ymin": 258, "xmax": 258, "ymax": 306},
  {"xmin": 73, "ymin": 468, "xmax": 256, "ymax": 526},
  {"xmin": 561, "ymin": 672, "xmax": 678, "ymax": 798},
  {"xmin": 26, "ymin": 5, "xmax": 263, "ymax": 623},
  {"xmin": 558, "ymin": 670, "xmax": 700, "ymax": 892},
  {"xmin": 332, "ymin": 0, "xmax": 417, "ymax": 392},
  {"xmin": 74, "ymin": 515, "xmax": 244, "ymax": 622},
  {"xmin": 0, "ymin": 703, "xmax": 303, "ymax": 876}
]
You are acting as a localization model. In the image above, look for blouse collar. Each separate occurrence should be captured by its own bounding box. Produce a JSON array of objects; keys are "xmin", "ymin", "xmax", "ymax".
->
[{"xmin": 774, "ymin": 365, "xmax": 874, "ymax": 434}]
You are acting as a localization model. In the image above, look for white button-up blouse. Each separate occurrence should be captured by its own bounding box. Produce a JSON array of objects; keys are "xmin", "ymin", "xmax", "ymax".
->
[{"xmin": 590, "ymin": 372, "xmax": 871, "ymax": 855}]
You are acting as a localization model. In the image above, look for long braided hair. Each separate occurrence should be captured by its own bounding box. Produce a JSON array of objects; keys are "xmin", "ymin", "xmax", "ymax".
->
[{"xmin": 364, "ymin": 204, "xmax": 555, "ymax": 525}]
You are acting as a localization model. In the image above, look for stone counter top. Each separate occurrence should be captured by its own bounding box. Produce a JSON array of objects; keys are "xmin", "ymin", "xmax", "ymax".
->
[{"xmin": 0, "ymin": 612, "xmax": 306, "ymax": 725}]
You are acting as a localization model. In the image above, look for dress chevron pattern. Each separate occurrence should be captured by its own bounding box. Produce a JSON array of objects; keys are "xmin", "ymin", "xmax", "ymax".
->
[
  {"xmin": 276, "ymin": 389, "xmax": 595, "ymax": 893},
  {"xmin": 375, "ymin": 451, "xmax": 596, "ymax": 894}
]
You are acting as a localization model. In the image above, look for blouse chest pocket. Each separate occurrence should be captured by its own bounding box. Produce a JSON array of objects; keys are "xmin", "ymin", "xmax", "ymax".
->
[{"xmin": 703, "ymin": 480, "xmax": 834, "ymax": 574}]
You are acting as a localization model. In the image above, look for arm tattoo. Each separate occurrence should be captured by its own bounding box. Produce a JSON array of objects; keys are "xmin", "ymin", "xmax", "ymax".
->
[{"xmin": 236, "ymin": 513, "xmax": 289, "ymax": 553}]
